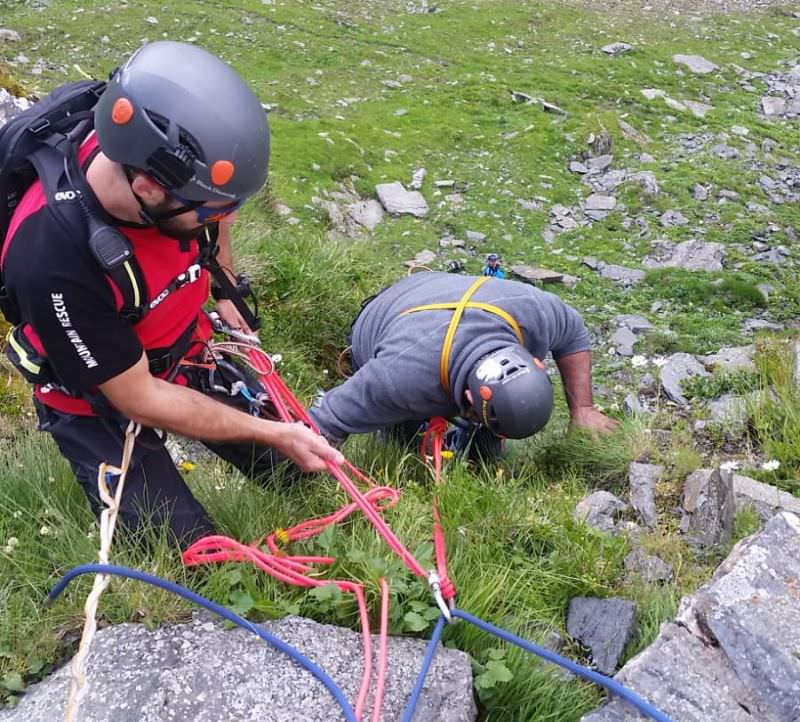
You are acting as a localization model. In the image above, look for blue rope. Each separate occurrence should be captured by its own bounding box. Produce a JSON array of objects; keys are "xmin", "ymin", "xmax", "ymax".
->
[
  {"xmin": 451, "ymin": 609, "xmax": 674, "ymax": 722},
  {"xmin": 49, "ymin": 567, "xmax": 674, "ymax": 722},
  {"xmin": 48, "ymin": 564, "xmax": 357, "ymax": 722},
  {"xmin": 400, "ymin": 615, "xmax": 447, "ymax": 722}
]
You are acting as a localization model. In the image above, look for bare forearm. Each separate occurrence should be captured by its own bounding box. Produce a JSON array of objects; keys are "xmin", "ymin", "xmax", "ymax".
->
[
  {"xmin": 130, "ymin": 376, "xmax": 283, "ymax": 445},
  {"xmin": 555, "ymin": 350, "xmax": 594, "ymax": 413},
  {"xmin": 215, "ymin": 221, "xmax": 237, "ymax": 284},
  {"xmin": 98, "ymin": 354, "xmax": 343, "ymax": 471}
]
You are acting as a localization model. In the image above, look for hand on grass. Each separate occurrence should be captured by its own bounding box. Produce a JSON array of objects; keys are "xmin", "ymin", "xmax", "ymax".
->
[{"xmin": 569, "ymin": 406, "xmax": 619, "ymax": 436}]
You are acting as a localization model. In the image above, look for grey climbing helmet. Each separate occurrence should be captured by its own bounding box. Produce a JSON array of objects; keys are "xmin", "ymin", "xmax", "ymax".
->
[
  {"xmin": 94, "ymin": 41, "xmax": 270, "ymax": 202},
  {"xmin": 466, "ymin": 345, "xmax": 553, "ymax": 439}
]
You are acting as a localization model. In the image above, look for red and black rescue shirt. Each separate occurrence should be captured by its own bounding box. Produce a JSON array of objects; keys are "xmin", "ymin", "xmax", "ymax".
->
[{"xmin": 1, "ymin": 133, "xmax": 211, "ymax": 416}]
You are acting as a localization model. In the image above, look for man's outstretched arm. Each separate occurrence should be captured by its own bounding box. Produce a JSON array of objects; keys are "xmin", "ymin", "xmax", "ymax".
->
[
  {"xmin": 99, "ymin": 353, "xmax": 343, "ymax": 472},
  {"xmin": 555, "ymin": 350, "xmax": 618, "ymax": 434}
]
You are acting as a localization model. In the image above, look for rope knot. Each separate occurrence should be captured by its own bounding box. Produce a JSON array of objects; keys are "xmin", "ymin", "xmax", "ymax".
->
[{"xmin": 439, "ymin": 576, "xmax": 456, "ymax": 601}]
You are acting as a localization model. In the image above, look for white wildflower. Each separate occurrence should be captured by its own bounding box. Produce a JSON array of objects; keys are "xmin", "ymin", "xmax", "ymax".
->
[
  {"xmin": 39, "ymin": 525, "xmax": 52, "ymax": 536},
  {"xmin": 761, "ymin": 459, "xmax": 780, "ymax": 472},
  {"xmin": 6, "ymin": 537, "xmax": 19, "ymax": 547},
  {"xmin": 652, "ymin": 356, "xmax": 669, "ymax": 368},
  {"xmin": 720, "ymin": 460, "xmax": 740, "ymax": 471},
  {"xmin": 2, "ymin": 545, "xmax": 13, "ymax": 555},
  {"xmin": 631, "ymin": 355, "xmax": 648, "ymax": 368},
  {"xmin": 12, "ymin": 511, "xmax": 22, "ymax": 519}
]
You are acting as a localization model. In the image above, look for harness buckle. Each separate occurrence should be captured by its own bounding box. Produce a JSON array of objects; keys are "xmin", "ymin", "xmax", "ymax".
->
[
  {"xmin": 176, "ymin": 264, "xmax": 202, "ymax": 289},
  {"xmin": 428, "ymin": 570, "xmax": 453, "ymax": 623}
]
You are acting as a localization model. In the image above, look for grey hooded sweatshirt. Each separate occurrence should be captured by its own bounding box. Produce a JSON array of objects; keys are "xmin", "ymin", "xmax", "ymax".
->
[{"xmin": 309, "ymin": 272, "xmax": 591, "ymax": 442}]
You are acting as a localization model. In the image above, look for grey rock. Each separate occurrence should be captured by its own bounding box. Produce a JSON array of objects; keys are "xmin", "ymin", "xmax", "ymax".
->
[
  {"xmin": 582, "ymin": 513, "xmax": 800, "ymax": 722},
  {"xmin": 0, "ymin": 88, "xmax": 31, "ymax": 129},
  {"xmin": 610, "ymin": 327, "xmax": 637, "ymax": 357},
  {"xmin": 628, "ymin": 170, "xmax": 659, "ymax": 196},
  {"xmin": 375, "ymin": 182, "xmax": 429, "ymax": 218},
  {"xmin": 673, "ymin": 54, "xmax": 719, "ymax": 74},
  {"xmin": 0, "ymin": 29, "xmax": 22, "ymax": 42},
  {"xmin": 587, "ymin": 155, "xmax": 614, "ymax": 173},
  {"xmin": 623, "ymin": 549, "xmax": 673, "ymax": 584},
  {"xmin": 718, "ymin": 188, "xmax": 740, "ymax": 201},
  {"xmin": 702, "ymin": 345, "xmax": 755, "ymax": 373},
  {"xmin": 623, "ymin": 394, "xmax": 647, "ymax": 416},
  {"xmin": 629, "ymin": 463, "xmax": 663, "ymax": 528},
  {"xmin": 569, "ymin": 160, "xmax": 589, "ymax": 174},
  {"xmin": 660, "ymin": 209, "xmax": 688, "ymax": 227},
  {"xmin": 618, "ymin": 119, "xmax": 651, "ymax": 146},
  {"xmin": 646, "ymin": 239, "xmax": 726, "ymax": 272},
  {"xmin": 602, "ymin": 42, "xmax": 633, "ymax": 55},
  {"xmin": 707, "ymin": 393, "xmax": 750, "ymax": 426},
  {"xmin": 712, "ymin": 143, "xmax": 739, "ymax": 160},
  {"xmin": 465, "ymin": 230, "xmax": 486, "ymax": 243},
  {"xmin": 680, "ymin": 467, "xmax": 735, "ymax": 551},
  {"xmin": 659, "ymin": 353, "xmax": 710, "ymax": 404},
  {"xmin": 566, "ymin": 598, "xmax": 637, "ymax": 675},
  {"xmin": 574, "ymin": 491, "xmax": 628, "ymax": 534},
  {"xmin": 409, "ymin": 167, "xmax": 426, "ymax": 190},
  {"xmin": 761, "ymin": 96, "xmax": 788, "ymax": 117},
  {"xmin": 615, "ymin": 314, "xmax": 654, "ymax": 334},
  {"xmin": 734, "ymin": 474, "xmax": 800, "ymax": 522},
  {"xmin": 404, "ymin": 249, "xmax": 437, "ymax": 267},
  {"xmin": 641, "ymin": 88, "xmax": 665, "ymax": 100},
  {"xmin": 639, "ymin": 373, "xmax": 656, "ymax": 391},
  {"xmin": 684, "ymin": 100, "xmax": 713, "ymax": 118},
  {"xmin": 743, "ymin": 318, "xmax": 783, "ymax": 334},
  {"xmin": 588, "ymin": 169, "xmax": 627, "ymax": 194},
  {"xmin": 693, "ymin": 184, "xmax": 710, "ymax": 201},
  {"xmin": 346, "ymin": 199, "xmax": 385, "ymax": 232},
  {"xmin": 584, "ymin": 193, "xmax": 617, "ymax": 212},
  {"xmin": 510, "ymin": 265, "xmax": 563, "ymax": 284},
  {"xmin": 597, "ymin": 263, "xmax": 645, "ymax": 286},
  {"xmin": 581, "ymin": 256, "xmax": 600, "ymax": 271},
  {"xmin": 0, "ymin": 616, "xmax": 477, "ymax": 722}
]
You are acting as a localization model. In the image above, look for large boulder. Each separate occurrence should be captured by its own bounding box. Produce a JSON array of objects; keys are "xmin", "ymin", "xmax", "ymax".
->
[
  {"xmin": 0, "ymin": 615, "xmax": 477, "ymax": 722},
  {"xmin": 581, "ymin": 512, "xmax": 800, "ymax": 721}
]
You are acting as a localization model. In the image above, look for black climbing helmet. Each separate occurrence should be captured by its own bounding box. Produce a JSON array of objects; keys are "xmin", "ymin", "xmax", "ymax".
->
[
  {"xmin": 94, "ymin": 41, "xmax": 270, "ymax": 203},
  {"xmin": 466, "ymin": 345, "xmax": 553, "ymax": 439}
]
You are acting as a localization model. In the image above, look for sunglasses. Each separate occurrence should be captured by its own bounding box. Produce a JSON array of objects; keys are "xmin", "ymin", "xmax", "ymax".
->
[{"xmin": 167, "ymin": 189, "xmax": 244, "ymax": 223}]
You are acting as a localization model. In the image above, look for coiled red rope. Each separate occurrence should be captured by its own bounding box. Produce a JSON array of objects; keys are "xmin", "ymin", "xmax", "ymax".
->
[{"xmin": 183, "ymin": 344, "xmax": 457, "ymax": 720}]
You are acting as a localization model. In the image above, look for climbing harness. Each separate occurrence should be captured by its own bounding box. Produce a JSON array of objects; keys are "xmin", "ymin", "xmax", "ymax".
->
[{"xmin": 400, "ymin": 275, "xmax": 524, "ymax": 393}]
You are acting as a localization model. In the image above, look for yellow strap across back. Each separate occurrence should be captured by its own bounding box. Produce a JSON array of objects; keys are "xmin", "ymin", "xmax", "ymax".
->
[{"xmin": 401, "ymin": 276, "xmax": 524, "ymax": 393}]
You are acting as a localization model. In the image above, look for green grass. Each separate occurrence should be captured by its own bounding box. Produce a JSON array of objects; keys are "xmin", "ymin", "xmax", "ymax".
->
[{"xmin": 2, "ymin": 0, "xmax": 799, "ymax": 718}]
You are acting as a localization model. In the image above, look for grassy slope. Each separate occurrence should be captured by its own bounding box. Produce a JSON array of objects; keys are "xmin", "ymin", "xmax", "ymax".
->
[{"xmin": 1, "ymin": 0, "xmax": 799, "ymax": 718}]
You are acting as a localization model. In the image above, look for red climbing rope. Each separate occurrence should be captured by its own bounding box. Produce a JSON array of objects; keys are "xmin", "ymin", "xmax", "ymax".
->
[{"xmin": 183, "ymin": 341, "xmax": 458, "ymax": 719}]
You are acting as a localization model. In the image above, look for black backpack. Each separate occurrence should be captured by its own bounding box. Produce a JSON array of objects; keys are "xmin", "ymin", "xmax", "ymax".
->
[
  {"xmin": 0, "ymin": 80, "xmax": 259, "ymax": 331},
  {"xmin": 0, "ymin": 79, "xmax": 154, "ymax": 327}
]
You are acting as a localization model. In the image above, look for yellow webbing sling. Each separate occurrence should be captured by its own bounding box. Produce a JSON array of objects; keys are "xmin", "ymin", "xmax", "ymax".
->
[{"xmin": 401, "ymin": 276, "xmax": 524, "ymax": 394}]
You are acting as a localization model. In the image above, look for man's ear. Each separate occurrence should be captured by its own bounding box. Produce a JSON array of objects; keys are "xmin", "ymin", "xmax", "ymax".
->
[{"xmin": 130, "ymin": 172, "xmax": 169, "ymax": 206}]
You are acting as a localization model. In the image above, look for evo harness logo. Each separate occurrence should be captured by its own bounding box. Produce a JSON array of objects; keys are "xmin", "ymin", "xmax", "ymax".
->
[{"xmin": 54, "ymin": 189, "xmax": 80, "ymax": 202}]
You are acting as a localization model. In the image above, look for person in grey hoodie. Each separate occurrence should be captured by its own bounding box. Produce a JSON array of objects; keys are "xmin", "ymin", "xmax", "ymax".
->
[{"xmin": 309, "ymin": 272, "xmax": 616, "ymax": 453}]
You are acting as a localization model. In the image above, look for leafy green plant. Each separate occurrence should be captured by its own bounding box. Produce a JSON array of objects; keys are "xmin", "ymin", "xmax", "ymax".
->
[
  {"xmin": 681, "ymin": 370, "xmax": 761, "ymax": 401},
  {"xmin": 472, "ymin": 647, "xmax": 515, "ymax": 703}
]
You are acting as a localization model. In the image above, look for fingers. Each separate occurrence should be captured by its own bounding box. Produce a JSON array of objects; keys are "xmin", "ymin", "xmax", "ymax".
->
[{"xmin": 282, "ymin": 422, "xmax": 344, "ymax": 472}]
